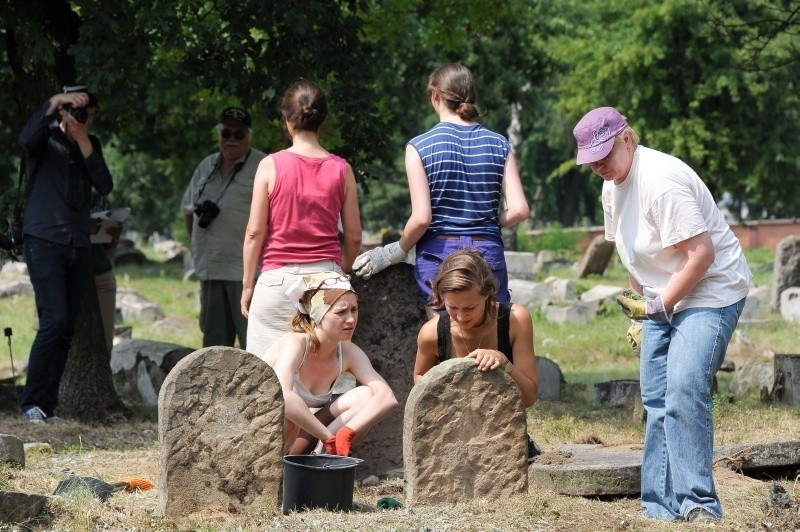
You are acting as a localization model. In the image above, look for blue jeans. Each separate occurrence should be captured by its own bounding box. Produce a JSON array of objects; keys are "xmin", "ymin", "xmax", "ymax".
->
[
  {"xmin": 640, "ymin": 298, "xmax": 745, "ymax": 520},
  {"xmin": 414, "ymin": 236, "xmax": 510, "ymax": 307},
  {"xmin": 21, "ymin": 236, "xmax": 91, "ymax": 416}
]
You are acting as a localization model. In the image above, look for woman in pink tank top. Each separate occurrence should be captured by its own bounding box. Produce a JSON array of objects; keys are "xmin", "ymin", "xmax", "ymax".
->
[{"xmin": 242, "ymin": 80, "xmax": 362, "ymax": 358}]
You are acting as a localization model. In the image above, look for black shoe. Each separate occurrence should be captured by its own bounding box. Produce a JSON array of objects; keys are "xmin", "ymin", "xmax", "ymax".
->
[
  {"xmin": 685, "ymin": 507, "xmax": 720, "ymax": 522},
  {"xmin": 526, "ymin": 435, "xmax": 542, "ymax": 464}
]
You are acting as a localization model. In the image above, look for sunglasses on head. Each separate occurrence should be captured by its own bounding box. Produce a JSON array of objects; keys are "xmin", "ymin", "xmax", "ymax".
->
[{"xmin": 219, "ymin": 128, "xmax": 247, "ymax": 140}]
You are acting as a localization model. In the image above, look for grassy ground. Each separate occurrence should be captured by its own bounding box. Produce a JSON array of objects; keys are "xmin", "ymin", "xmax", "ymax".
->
[{"xmin": 0, "ymin": 247, "xmax": 798, "ymax": 530}]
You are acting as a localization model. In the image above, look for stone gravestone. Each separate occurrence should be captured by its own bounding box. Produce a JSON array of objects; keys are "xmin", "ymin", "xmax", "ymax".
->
[
  {"xmin": 158, "ymin": 347, "xmax": 284, "ymax": 518},
  {"xmin": 575, "ymin": 236, "xmax": 616, "ymax": 278},
  {"xmin": 770, "ymin": 235, "xmax": 800, "ymax": 311},
  {"xmin": 775, "ymin": 354, "xmax": 800, "ymax": 407},
  {"xmin": 0, "ymin": 434, "xmax": 24, "ymax": 467},
  {"xmin": 403, "ymin": 358, "xmax": 527, "ymax": 507},
  {"xmin": 350, "ymin": 264, "xmax": 427, "ymax": 478},
  {"xmin": 779, "ymin": 287, "xmax": 800, "ymax": 323},
  {"xmin": 536, "ymin": 357, "xmax": 564, "ymax": 400}
]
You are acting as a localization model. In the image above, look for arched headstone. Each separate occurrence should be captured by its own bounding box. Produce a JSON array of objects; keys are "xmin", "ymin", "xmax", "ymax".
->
[
  {"xmin": 536, "ymin": 357, "xmax": 564, "ymax": 400},
  {"xmin": 771, "ymin": 235, "xmax": 800, "ymax": 310},
  {"xmin": 158, "ymin": 347, "xmax": 284, "ymax": 518},
  {"xmin": 403, "ymin": 358, "xmax": 527, "ymax": 507},
  {"xmin": 575, "ymin": 236, "xmax": 616, "ymax": 278}
]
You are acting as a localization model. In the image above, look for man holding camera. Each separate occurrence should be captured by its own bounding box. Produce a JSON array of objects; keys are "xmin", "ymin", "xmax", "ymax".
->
[
  {"xmin": 181, "ymin": 107, "xmax": 266, "ymax": 349},
  {"xmin": 18, "ymin": 87, "xmax": 113, "ymax": 423}
]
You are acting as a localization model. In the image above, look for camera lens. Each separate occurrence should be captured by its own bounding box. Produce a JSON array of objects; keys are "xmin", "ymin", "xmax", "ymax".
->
[{"xmin": 70, "ymin": 107, "xmax": 89, "ymax": 124}]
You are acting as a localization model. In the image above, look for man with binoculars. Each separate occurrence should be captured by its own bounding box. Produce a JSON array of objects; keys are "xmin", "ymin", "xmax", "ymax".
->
[{"xmin": 181, "ymin": 107, "xmax": 266, "ymax": 349}]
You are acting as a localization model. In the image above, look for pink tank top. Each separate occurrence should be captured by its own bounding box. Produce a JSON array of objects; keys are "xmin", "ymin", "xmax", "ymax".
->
[{"xmin": 261, "ymin": 150, "xmax": 347, "ymax": 270}]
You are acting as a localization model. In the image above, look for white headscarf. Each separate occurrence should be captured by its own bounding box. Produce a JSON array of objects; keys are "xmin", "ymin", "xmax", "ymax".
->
[{"xmin": 285, "ymin": 272, "xmax": 355, "ymax": 324}]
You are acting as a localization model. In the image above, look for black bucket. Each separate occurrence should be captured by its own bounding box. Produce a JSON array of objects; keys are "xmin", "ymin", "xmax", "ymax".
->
[{"xmin": 282, "ymin": 454, "xmax": 363, "ymax": 514}]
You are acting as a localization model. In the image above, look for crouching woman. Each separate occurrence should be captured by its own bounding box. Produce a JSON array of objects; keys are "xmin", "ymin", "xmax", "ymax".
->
[{"xmin": 262, "ymin": 272, "xmax": 398, "ymax": 456}]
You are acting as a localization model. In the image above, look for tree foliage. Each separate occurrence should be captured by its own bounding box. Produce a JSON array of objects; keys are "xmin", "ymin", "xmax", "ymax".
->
[{"xmin": 1, "ymin": 0, "xmax": 798, "ymax": 235}]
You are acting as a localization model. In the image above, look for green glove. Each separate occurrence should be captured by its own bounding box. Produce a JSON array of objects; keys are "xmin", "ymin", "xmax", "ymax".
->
[
  {"xmin": 616, "ymin": 290, "xmax": 646, "ymax": 320},
  {"xmin": 626, "ymin": 321, "xmax": 642, "ymax": 356},
  {"xmin": 377, "ymin": 497, "xmax": 402, "ymax": 510},
  {"xmin": 617, "ymin": 290, "xmax": 672, "ymax": 323}
]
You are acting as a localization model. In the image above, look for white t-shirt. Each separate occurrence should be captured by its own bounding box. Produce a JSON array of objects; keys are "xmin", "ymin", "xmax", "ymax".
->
[{"xmin": 603, "ymin": 146, "xmax": 751, "ymax": 313}]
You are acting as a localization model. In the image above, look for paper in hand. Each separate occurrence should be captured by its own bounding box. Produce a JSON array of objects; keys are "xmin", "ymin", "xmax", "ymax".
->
[{"xmin": 90, "ymin": 207, "xmax": 130, "ymax": 244}]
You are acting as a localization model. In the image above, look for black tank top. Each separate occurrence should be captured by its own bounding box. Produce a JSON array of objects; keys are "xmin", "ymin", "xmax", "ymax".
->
[{"xmin": 436, "ymin": 302, "xmax": 513, "ymax": 364}]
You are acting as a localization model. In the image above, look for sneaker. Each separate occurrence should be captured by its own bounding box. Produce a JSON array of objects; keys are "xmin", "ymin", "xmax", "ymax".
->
[
  {"xmin": 685, "ymin": 507, "xmax": 720, "ymax": 522},
  {"xmin": 527, "ymin": 435, "xmax": 542, "ymax": 464},
  {"xmin": 22, "ymin": 406, "xmax": 47, "ymax": 424}
]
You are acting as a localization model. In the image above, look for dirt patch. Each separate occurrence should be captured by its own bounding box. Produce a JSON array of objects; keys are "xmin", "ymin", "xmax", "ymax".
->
[{"xmin": 2, "ymin": 411, "xmax": 799, "ymax": 531}]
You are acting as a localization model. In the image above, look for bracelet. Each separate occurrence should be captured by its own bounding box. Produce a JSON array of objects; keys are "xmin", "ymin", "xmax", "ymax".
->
[{"xmin": 504, "ymin": 361, "xmax": 514, "ymax": 374}]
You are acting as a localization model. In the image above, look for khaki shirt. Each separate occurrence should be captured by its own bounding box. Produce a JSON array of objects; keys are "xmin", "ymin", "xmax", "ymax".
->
[{"xmin": 181, "ymin": 148, "xmax": 266, "ymax": 281}]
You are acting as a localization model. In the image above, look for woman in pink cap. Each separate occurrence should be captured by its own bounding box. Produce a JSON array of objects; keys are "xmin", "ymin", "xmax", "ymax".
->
[{"xmin": 573, "ymin": 107, "xmax": 751, "ymax": 523}]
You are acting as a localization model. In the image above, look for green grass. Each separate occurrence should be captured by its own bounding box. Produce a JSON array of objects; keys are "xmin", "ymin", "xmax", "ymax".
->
[{"xmin": 3, "ymin": 244, "xmax": 798, "ymax": 446}]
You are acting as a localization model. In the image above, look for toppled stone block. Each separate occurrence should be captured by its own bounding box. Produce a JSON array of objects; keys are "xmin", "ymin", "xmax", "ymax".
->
[
  {"xmin": 580, "ymin": 285, "xmax": 625, "ymax": 306},
  {"xmin": 504, "ymin": 251, "xmax": 537, "ymax": 280},
  {"xmin": 0, "ymin": 490, "xmax": 48, "ymax": 523},
  {"xmin": 541, "ymin": 302, "xmax": 595, "ymax": 325},
  {"xmin": 508, "ymin": 279, "xmax": 550, "ymax": 311},
  {"xmin": 0, "ymin": 434, "xmax": 24, "ymax": 467},
  {"xmin": 117, "ymin": 288, "xmax": 164, "ymax": 322},
  {"xmin": 111, "ymin": 339, "xmax": 194, "ymax": 405}
]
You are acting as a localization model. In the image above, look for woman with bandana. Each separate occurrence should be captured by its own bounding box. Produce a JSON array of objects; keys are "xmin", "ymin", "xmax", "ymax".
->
[{"xmin": 262, "ymin": 272, "xmax": 397, "ymax": 456}]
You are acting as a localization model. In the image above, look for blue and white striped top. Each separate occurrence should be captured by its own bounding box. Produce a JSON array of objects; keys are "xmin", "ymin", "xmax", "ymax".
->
[{"xmin": 408, "ymin": 122, "xmax": 509, "ymax": 241}]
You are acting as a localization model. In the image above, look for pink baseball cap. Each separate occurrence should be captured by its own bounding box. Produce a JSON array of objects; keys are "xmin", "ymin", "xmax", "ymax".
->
[{"xmin": 573, "ymin": 107, "xmax": 628, "ymax": 164}]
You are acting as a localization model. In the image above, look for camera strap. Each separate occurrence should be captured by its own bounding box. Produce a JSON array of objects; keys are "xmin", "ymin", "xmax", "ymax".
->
[
  {"xmin": 196, "ymin": 149, "xmax": 250, "ymax": 206},
  {"xmin": 14, "ymin": 157, "xmax": 34, "ymax": 218}
]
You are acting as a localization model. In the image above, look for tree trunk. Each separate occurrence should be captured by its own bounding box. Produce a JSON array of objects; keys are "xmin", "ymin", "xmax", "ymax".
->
[{"xmin": 58, "ymin": 272, "xmax": 128, "ymax": 422}]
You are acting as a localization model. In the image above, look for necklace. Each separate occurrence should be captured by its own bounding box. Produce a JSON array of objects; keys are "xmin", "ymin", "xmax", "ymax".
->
[{"xmin": 452, "ymin": 314, "xmax": 493, "ymax": 356}]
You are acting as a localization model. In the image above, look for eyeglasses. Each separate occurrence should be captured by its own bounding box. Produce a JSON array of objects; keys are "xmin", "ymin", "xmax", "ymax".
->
[
  {"xmin": 307, "ymin": 274, "xmax": 351, "ymax": 298},
  {"xmin": 219, "ymin": 128, "xmax": 247, "ymax": 140},
  {"xmin": 312, "ymin": 274, "xmax": 351, "ymax": 290}
]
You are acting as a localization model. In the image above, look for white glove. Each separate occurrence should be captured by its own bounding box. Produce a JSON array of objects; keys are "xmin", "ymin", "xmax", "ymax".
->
[{"xmin": 352, "ymin": 241, "xmax": 407, "ymax": 280}]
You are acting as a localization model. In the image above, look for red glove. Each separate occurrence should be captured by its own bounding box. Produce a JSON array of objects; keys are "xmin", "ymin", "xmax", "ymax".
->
[
  {"xmin": 335, "ymin": 426, "xmax": 357, "ymax": 456},
  {"xmin": 321, "ymin": 435, "xmax": 337, "ymax": 455}
]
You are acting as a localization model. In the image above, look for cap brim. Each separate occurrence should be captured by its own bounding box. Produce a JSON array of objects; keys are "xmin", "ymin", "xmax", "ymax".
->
[
  {"xmin": 575, "ymin": 137, "xmax": 614, "ymax": 165},
  {"xmin": 219, "ymin": 118, "xmax": 250, "ymax": 128}
]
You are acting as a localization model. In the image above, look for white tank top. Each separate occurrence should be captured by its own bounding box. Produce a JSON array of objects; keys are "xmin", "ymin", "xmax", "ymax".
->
[{"xmin": 292, "ymin": 335, "xmax": 343, "ymax": 408}]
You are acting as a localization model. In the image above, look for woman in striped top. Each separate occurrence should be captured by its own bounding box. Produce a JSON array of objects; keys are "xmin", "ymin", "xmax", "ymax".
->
[{"xmin": 354, "ymin": 63, "xmax": 529, "ymax": 318}]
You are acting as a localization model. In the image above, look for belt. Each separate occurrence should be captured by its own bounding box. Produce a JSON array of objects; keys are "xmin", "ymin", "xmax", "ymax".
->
[{"xmin": 434, "ymin": 235, "xmax": 489, "ymax": 241}]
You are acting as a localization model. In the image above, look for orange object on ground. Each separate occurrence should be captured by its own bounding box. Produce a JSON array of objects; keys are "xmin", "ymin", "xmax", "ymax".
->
[{"xmin": 117, "ymin": 476, "xmax": 154, "ymax": 491}]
